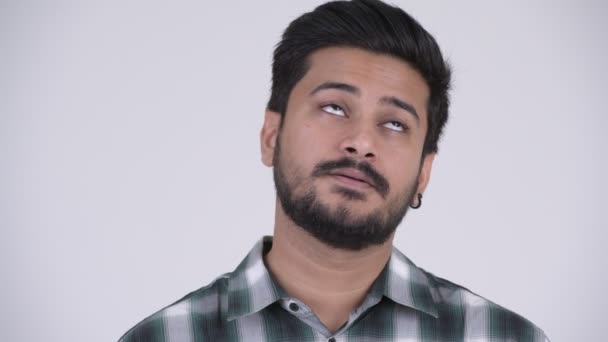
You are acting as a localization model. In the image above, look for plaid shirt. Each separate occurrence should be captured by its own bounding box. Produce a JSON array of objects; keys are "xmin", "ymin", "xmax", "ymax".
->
[{"xmin": 119, "ymin": 236, "xmax": 549, "ymax": 342}]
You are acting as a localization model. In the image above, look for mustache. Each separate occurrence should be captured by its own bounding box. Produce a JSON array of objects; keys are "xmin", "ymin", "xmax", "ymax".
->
[{"xmin": 311, "ymin": 157, "xmax": 389, "ymax": 197}]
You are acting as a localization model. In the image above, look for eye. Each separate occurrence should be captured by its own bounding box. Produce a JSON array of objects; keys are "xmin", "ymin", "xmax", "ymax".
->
[
  {"xmin": 383, "ymin": 121, "xmax": 407, "ymax": 132},
  {"xmin": 321, "ymin": 104, "xmax": 346, "ymax": 116}
]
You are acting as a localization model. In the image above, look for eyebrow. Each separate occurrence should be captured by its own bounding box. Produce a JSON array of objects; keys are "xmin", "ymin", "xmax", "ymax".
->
[
  {"xmin": 309, "ymin": 81, "xmax": 420, "ymax": 124},
  {"xmin": 310, "ymin": 81, "xmax": 360, "ymax": 96},
  {"xmin": 379, "ymin": 96, "xmax": 419, "ymax": 123}
]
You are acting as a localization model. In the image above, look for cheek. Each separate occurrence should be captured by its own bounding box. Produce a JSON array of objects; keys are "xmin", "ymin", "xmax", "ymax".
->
[
  {"xmin": 385, "ymin": 153, "xmax": 421, "ymax": 188},
  {"xmin": 279, "ymin": 128, "xmax": 321, "ymax": 175},
  {"xmin": 286, "ymin": 120, "xmax": 331, "ymax": 158}
]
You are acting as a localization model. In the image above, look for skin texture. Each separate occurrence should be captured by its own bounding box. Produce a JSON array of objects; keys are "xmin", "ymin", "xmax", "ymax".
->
[{"xmin": 261, "ymin": 47, "xmax": 435, "ymax": 333}]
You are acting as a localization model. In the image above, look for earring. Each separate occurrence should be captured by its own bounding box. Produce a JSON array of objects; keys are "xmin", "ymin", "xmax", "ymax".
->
[{"xmin": 410, "ymin": 193, "xmax": 423, "ymax": 209}]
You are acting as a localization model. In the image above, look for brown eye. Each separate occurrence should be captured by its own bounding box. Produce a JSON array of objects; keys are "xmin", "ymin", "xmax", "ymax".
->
[
  {"xmin": 321, "ymin": 104, "xmax": 346, "ymax": 116},
  {"xmin": 383, "ymin": 121, "xmax": 406, "ymax": 132}
]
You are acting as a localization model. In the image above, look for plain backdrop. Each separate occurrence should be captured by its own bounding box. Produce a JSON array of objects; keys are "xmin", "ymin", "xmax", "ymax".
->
[{"xmin": 1, "ymin": 1, "xmax": 606, "ymax": 341}]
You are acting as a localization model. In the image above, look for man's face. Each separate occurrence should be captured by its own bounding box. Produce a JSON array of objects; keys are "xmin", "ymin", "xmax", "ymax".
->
[{"xmin": 262, "ymin": 47, "xmax": 434, "ymax": 250}]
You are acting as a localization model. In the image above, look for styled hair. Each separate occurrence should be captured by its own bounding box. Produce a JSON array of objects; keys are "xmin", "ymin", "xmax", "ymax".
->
[{"xmin": 267, "ymin": 0, "xmax": 451, "ymax": 155}]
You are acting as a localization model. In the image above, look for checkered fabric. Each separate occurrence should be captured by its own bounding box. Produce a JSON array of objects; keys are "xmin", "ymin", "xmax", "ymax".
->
[{"xmin": 119, "ymin": 236, "xmax": 549, "ymax": 342}]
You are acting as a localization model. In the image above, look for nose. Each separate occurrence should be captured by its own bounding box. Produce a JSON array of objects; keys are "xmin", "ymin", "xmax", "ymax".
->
[{"xmin": 339, "ymin": 125, "xmax": 377, "ymax": 161}]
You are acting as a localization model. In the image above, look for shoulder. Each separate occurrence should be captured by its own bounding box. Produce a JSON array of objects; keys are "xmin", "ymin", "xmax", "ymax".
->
[
  {"xmin": 117, "ymin": 274, "xmax": 230, "ymax": 342},
  {"xmin": 423, "ymin": 270, "xmax": 550, "ymax": 342}
]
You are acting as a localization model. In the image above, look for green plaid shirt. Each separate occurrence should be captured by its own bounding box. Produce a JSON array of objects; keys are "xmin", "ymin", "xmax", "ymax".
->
[{"xmin": 119, "ymin": 236, "xmax": 549, "ymax": 342}]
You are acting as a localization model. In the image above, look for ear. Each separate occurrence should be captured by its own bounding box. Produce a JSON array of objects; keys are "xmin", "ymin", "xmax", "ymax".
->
[
  {"xmin": 260, "ymin": 110, "xmax": 282, "ymax": 167},
  {"xmin": 415, "ymin": 153, "xmax": 436, "ymax": 195}
]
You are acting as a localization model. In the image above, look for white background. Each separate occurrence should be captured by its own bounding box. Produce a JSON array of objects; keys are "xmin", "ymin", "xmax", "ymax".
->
[{"xmin": 1, "ymin": 1, "xmax": 606, "ymax": 341}]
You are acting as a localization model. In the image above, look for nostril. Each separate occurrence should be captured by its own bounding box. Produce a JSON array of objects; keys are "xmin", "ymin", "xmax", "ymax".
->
[{"xmin": 345, "ymin": 147, "xmax": 357, "ymax": 153}]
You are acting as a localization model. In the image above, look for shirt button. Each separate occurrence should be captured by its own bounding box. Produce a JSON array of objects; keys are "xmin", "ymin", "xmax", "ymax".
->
[
  {"xmin": 328, "ymin": 338, "xmax": 336, "ymax": 342},
  {"xmin": 288, "ymin": 302, "xmax": 300, "ymax": 312}
]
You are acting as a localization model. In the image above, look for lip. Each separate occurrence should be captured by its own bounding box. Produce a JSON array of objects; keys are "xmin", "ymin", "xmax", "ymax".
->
[{"xmin": 327, "ymin": 168, "xmax": 375, "ymax": 189}]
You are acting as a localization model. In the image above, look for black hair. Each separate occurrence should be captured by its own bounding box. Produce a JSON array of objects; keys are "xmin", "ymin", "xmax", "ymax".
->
[{"xmin": 267, "ymin": 0, "xmax": 451, "ymax": 155}]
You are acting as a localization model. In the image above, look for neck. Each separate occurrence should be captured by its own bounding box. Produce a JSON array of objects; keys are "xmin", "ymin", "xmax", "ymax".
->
[{"xmin": 264, "ymin": 202, "xmax": 393, "ymax": 332}]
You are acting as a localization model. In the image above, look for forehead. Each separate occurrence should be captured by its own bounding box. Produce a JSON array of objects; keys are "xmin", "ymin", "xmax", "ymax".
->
[{"xmin": 297, "ymin": 47, "xmax": 430, "ymax": 116}]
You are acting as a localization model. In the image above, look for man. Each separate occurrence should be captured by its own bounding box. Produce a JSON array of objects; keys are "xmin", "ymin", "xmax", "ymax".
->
[{"xmin": 119, "ymin": 0, "xmax": 549, "ymax": 341}]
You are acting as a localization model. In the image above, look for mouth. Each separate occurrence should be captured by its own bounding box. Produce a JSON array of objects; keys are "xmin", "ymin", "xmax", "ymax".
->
[{"xmin": 328, "ymin": 168, "xmax": 375, "ymax": 189}]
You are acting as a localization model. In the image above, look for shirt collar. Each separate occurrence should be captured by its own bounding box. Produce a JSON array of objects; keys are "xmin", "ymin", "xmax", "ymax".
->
[
  {"xmin": 227, "ymin": 236, "xmax": 439, "ymax": 321},
  {"xmin": 227, "ymin": 236, "xmax": 281, "ymax": 321},
  {"xmin": 378, "ymin": 246, "xmax": 439, "ymax": 318}
]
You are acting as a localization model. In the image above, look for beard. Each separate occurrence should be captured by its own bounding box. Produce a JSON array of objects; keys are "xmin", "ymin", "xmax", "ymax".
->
[{"xmin": 272, "ymin": 134, "xmax": 419, "ymax": 251}]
